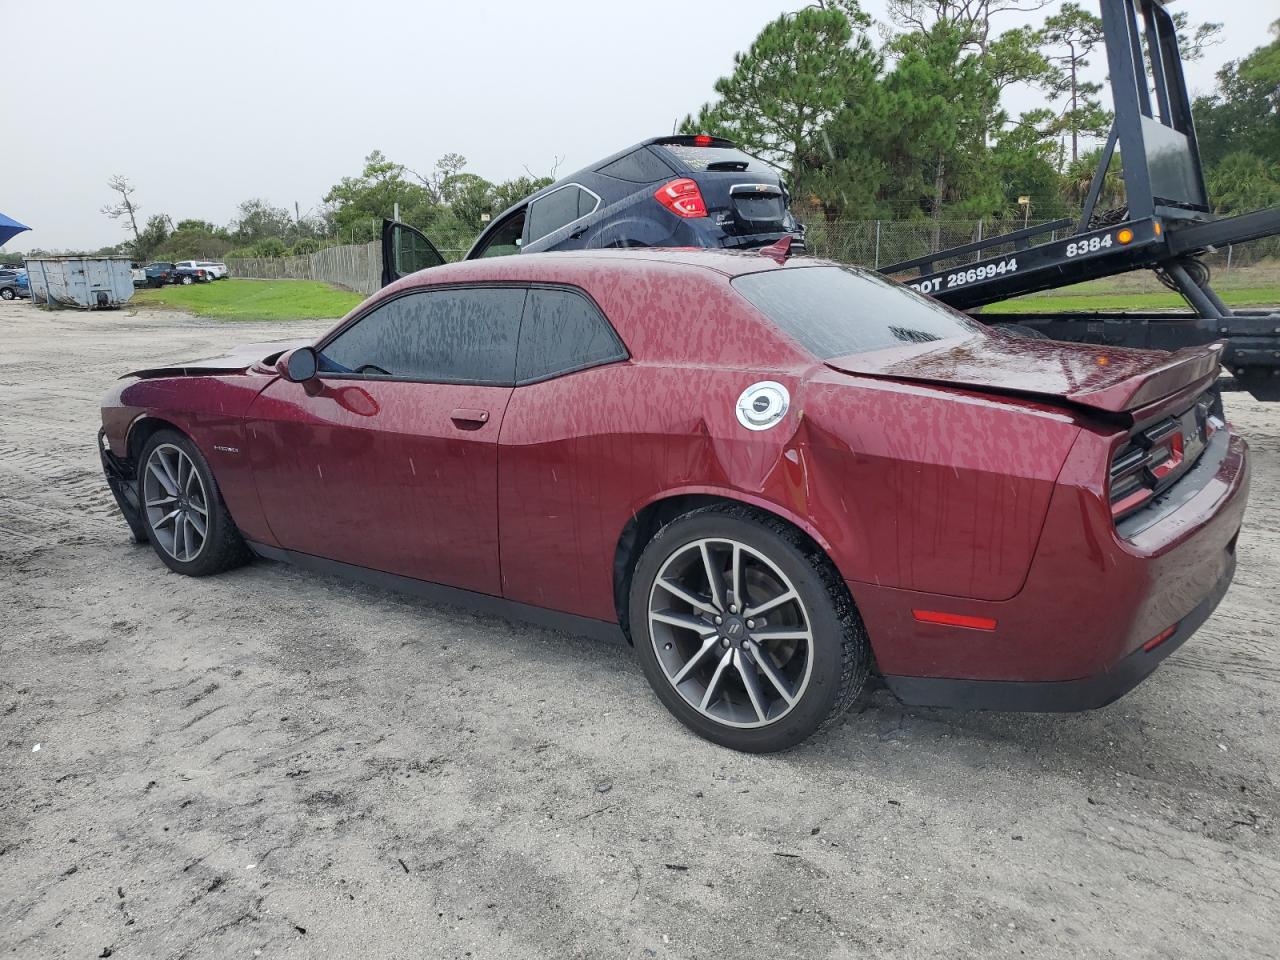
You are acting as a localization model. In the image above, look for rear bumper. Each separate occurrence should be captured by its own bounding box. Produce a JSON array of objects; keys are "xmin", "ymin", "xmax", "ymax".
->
[
  {"xmin": 849, "ymin": 429, "xmax": 1249, "ymax": 711},
  {"xmin": 882, "ymin": 551, "xmax": 1235, "ymax": 711}
]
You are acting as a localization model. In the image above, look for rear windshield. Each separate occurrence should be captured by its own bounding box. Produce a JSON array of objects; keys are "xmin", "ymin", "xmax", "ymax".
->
[
  {"xmin": 657, "ymin": 144, "xmax": 763, "ymax": 173},
  {"xmin": 732, "ymin": 266, "xmax": 980, "ymax": 359}
]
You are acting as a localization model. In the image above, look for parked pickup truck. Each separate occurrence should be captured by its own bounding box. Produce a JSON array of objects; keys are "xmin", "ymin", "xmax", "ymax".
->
[
  {"xmin": 134, "ymin": 262, "xmax": 178, "ymax": 288},
  {"xmin": 172, "ymin": 261, "xmax": 213, "ymax": 284},
  {"xmin": 196, "ymin": 260, "xmax": 228, "ymax": 279}
]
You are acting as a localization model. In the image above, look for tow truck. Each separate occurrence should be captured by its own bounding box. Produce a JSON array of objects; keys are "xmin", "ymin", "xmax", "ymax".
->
[{"xmin": 879, "ymin": 0, "xmax": 1280, "ymax": 401}]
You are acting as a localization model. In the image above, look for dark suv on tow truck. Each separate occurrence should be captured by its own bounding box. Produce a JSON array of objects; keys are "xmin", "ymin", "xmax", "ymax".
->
[{"xmin": 382, "ymin": 135, "xmax": 805, "ymax": 285}]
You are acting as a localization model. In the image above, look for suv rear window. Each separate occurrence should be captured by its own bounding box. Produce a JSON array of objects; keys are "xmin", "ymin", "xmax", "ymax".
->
[
  {"xmin": 657, "ymin": 144, "xmax": 762, "ymax": 173},
  {"xmin": 732, "ymin": 266, "xmax": 980, "ymax": 359},
  {"xmin": 596, "ymin": 148, "xmax": 673, "ymax": 183}
]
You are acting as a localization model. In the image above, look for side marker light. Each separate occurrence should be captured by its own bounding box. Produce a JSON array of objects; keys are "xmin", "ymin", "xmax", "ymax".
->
[{"xmin": 912, "ymin": 610, "xmax": 997, "ymax": 631}]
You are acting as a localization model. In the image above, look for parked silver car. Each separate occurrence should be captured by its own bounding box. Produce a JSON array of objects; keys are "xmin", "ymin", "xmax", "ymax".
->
[{"xmin": 0, "ymin": 268, "xmax": 30, "ymax": 300}]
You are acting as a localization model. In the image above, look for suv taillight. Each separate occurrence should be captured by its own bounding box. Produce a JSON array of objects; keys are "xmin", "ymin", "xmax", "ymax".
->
[{"xmin": 655, "ymin": 178, "xmax": 708, "ymax": 218}]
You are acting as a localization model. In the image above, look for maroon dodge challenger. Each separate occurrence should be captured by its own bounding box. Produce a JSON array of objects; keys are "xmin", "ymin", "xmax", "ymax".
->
[{"xmin": 99, "ymin": 249, "xmax": 1250, "ymax": 751}]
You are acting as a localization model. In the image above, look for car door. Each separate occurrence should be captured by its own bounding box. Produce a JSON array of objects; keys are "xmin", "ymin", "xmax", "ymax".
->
[
  {"xmin": 497, "ymin": 286, "xmax": 630, "ymax": 619},
  {"xmin": 245, "ymin": 285, "xmax": 526, "ymax": 596},
  {"xmin": 466, "ymin": 206, "xmax": 528, "ymax": 260},
  {"xmin": 380, "ymin": 218, "xmax": 447, "ymax": 287}
]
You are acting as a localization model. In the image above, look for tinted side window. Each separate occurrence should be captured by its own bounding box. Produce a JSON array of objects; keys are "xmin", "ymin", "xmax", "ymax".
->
[
  {"xmin": 319, "ymin": 287, "xmax": 526, "ymax": 384},
  {"xmin": 516, "ymin": 288, "xmax": 626, "ymax": 383},
  {"xmin": 527, "ymin": 186, "xmax": 595, "ymax": 242},
  {"xmin": 596, "ymin": 148, "xmax": 674, "ymax": 183}
]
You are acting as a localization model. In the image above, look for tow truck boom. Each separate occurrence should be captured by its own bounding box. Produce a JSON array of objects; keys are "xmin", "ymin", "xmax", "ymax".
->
[{"xmin": 879, "ymin": 0, "xmax": 1280, "ymax": 401}]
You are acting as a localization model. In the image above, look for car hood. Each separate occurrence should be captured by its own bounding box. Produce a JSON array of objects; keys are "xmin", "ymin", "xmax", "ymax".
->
[
  {"xmin": 123, "ymin": 339, "xmax": 310, "ymax": 380},
  {"xmin": 824, "ymin": 334, "xmax": 1223, "ymax": 414}
]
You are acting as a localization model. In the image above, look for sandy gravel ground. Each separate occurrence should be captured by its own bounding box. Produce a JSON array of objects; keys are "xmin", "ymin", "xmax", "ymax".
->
[{"xmin": 1, "ymin": 299, "xmax": 1277, "ymax": 960}]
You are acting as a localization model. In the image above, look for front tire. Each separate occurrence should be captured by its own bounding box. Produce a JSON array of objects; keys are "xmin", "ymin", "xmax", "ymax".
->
[
  {"xmin": 181, "ymin": 275, "xmax": 194, "ymax": 285},
  {"xmin": 137, "ymin": 430, "xmax": 251, "ymax": 576},
  {"xmin": 629, "ymin": 506, "xmax": 869, "ymax": 752},
  {"xmin": 0, "ymin": 288, "xmax": 14, "ymax": 300}
]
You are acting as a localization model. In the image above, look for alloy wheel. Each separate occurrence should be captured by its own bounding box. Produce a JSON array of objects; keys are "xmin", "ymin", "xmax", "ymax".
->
[
  {"xmin": 647, "ymin": 537, "xmax": 815, "ymax": 728},
  {"xmin": 143, "ymin": 443, "xmax": 209, "ymax": 562}
]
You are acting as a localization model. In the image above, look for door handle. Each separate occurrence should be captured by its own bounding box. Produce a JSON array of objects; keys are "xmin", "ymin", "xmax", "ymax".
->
[{"xmin": 450, "ymin": 407, "xmax": 490, "ymax": 429}]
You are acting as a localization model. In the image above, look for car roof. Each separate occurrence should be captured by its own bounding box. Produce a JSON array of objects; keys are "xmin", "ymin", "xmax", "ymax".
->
[{"xmin": 398, "ymin": 248, "xmax": 825, "ymax": 291}]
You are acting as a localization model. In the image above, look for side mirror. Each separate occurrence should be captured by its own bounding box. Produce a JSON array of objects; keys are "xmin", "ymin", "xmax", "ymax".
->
[{"xmin": 277, "ymin": 346, "xmax": 319, "ymax": 383}]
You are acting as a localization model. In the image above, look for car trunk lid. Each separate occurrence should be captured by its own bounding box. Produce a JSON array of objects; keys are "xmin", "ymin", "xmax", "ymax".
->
[{"xmin": 823, "ymin": 335, "xmax": 1224, "ymax": 414}]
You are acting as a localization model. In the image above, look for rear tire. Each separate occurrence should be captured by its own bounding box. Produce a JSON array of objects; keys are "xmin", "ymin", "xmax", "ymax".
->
[
  {"xmin": 137, "ymin": 430, "xmax": 252, "ymax": 577},
  {"xmin": 181, "ymin": 275, "xmax": 194, "ymax": 285},
  {"xmin": 0, "ymin": 288, "xmax": 14, "ymax": 300},
  {"xmin": 629, "ymin": 505, "xmax": 869, "ymax": 752}
]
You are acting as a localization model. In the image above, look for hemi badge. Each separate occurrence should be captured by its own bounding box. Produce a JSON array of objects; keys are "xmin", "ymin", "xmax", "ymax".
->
[{"xmin": 213, "ymin": 445, "xmax": 240, "ymax": 454}]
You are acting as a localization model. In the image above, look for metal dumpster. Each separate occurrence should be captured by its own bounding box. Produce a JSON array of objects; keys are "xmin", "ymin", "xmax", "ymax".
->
[{"xmin": 23, "ymin": 256, "xmax": 135, "ymax": 309}]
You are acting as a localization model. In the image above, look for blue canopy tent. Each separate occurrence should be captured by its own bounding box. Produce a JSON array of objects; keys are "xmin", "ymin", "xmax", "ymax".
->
[{"xmin": 0, "ymin": 212, "xmax": 31, "ymax": 248}]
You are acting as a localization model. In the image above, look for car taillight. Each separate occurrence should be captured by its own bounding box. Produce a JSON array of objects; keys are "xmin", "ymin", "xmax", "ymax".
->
[
  {"xmin": 1147, "ymin": 423, "xmax": 1184, "ymax": 480},
  {"xmin": 655, "ymin": 178, "xmax": 708, "ymax": 218},
  {"xmin": 1108, "ymin": 390, "xmax": 1218, "ymax": 522}
]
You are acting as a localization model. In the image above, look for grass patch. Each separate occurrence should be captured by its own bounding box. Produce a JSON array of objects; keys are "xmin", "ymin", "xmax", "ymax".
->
[
  {"xmin": 133, "ymin": 279, "xmax": 364, "ymax": 322},
  {"xmin": 984, "ymin": 285, "xmax": 1280, "ymax": 314}
]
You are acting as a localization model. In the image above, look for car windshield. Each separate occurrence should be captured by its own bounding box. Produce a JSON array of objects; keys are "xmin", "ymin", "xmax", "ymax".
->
[{"xmin": 732, "ymin": 265, "xmax": 981, "ymax": 359}]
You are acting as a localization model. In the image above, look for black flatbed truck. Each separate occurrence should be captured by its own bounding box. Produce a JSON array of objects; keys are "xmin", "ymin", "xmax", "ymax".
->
[{"xmin": 878, "ymin": 0, "xmax": 1280, "ymax": 401}]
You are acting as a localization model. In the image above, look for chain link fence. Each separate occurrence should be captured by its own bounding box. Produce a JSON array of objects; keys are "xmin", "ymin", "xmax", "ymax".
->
[
  {"xmin": 227, "ymin": 242, "xmax": 469, "ymax": 295},
  {"xmin": 228, "ymin": 213, "xmax": 1272, "ymax": 297}
]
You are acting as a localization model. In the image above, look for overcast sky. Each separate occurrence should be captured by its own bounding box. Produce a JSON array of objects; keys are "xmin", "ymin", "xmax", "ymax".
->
[{"xmin": 2, "ymin": 0, "xmax": 1270, "ymax": 253}]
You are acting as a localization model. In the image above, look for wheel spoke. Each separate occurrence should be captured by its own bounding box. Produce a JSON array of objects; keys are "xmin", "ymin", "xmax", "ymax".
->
[
  {"xmin": 189, "ymin": 498, "xmax": 207, "ymax": 517},
  {"xmin": 184, "ymin": 457, "xmax": 199, "ymax": 493},
  {"xmin": 147, "ymin": 460, "xmax": 177, "ymax": 497},
  {"xmin": 750, "ymin": 627, "xmax": 813, "ymax": 643},
  {"xmin": 187, "ymin": 510, "xmax": 207, "ymax": 538},
  {"xmin": 735, "ymin": 650, "xmax": 769, "ymax": 723},
  {"xmin": 700, "ymin": 541, "xmax": 726, "ymax": 611},
  {"xmin": 730, "ymin": 543, "xmax": 742, "ymax": 610},
  {"xmin": 745, "ymin": 589, "xmax": 797, "ymax": 619},
  {"xmin": 162, "ymin": 449, "xmax": 180, "ymax": 493},
  {"xmin": 145, "ymin": 495, "xmax": 176, "ymax": 509},
  {"xmin": 747, "ymin": 641, "xmax": 797, "ymax": 706},
  {"xmin": 656, "ymin": 578, "xmax": 718, "ymax": 616},
  {"xmin": 154, "ymin": 508, "xmax": 180, "ymax": 529},
  {"xmin": 670, "ymin": 634, "xmax": 721, "ymax": 685},
  {"xmin": 651, "ymin": 609, "xmax": 717, "ymax": 635},
  {"xmin": 699, "ymin": 649, "xmax": 734, "ymax": 711}
]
